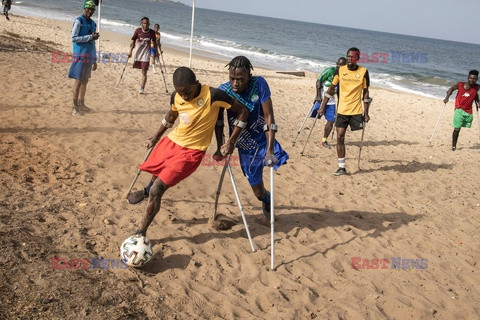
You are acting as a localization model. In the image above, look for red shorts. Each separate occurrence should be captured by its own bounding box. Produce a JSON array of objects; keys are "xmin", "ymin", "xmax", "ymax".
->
[
  {"xmin": 139, "ymin": 137, "xmax": 205, "ymax": 187},
  {"xmin": 133, "ymin": 61, "xmax": 149, "ymax": 71}
]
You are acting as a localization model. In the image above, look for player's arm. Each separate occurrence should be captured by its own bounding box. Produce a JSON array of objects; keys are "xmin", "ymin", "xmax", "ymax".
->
[
  {"xmin": 71, "ymin": 19, "xmax": 94, "ymax": 43},
  {"xmin": 152, "ymin": 32, "xmax": 159, "ymax": 57},
  {"xmin": 315, "ymin": 79, "xmax": 323, "ymax": 103},
  {"xmin": 362, "ymin": 70, "xmax": 371, "ymax": 122},
  {"xmin": 443, "ymin": 84, "xmax": 459, "ymax": 104},
  {"xmin": 262, "ymin": 98, "xmax": 277, "ymax": 165},
  {"xmin": 222, "ymin": 100, "xmax": 249, "ymax": 155},
  {"xmin": 318, "ymin": 74, "xmax": 337, "ymax": 118},
  {"xmin": 128, "ymin": 31, "xmax": 137, "ymax": 58}
]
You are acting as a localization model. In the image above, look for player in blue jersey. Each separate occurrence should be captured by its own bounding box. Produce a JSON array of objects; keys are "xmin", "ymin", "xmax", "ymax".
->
[{"xmin": 217, "ymin": 56, "xmax": 289, "ymax": 220}]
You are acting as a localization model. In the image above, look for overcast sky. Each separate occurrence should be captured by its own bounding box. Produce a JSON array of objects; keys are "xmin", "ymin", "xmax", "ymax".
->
[{"xmin": 175, "ymin": 0, "xmax": 480, "ymax": 45}]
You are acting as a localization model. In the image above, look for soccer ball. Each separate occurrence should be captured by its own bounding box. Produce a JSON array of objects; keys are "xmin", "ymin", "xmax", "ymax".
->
[{"xmin": 120, "ymin": 235, "xmax": 153, "ymax": 267}]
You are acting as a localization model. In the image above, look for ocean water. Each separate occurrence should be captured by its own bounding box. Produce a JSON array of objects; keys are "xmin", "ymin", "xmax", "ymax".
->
[{"xmin": 11, "ymin": 0, "xmax": 480, "ymax": 98}]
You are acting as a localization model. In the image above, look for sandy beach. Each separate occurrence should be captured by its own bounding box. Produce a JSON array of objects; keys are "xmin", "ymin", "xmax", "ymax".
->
[{"xmin": 1, "ymin": 14, "xmax": 480, "ymax": 319}]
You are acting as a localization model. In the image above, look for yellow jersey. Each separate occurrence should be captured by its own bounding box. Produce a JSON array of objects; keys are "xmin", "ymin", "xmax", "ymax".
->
[
  {"xmin": 332, "ymin": 65, "xmax": 369, "ymax": 115},
  {"xmin": 167, "ymin": 85, "xmax": 233, "ymax": 151}
]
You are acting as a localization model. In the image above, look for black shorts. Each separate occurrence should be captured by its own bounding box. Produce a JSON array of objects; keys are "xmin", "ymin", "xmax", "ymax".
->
[{"xmin": 335, "ymin": 114, "xmax": 364, "ymax": 131}]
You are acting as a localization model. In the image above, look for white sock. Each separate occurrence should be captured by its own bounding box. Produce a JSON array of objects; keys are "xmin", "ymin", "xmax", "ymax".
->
[{"xmin": 338, "ymin": 158, "xmax": 346, "ymax": 168}]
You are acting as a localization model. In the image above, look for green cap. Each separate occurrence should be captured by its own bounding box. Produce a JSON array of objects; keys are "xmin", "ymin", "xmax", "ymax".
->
[{"xmin": 84, "ymin": 0, "xmax": 96, "ymax": 9}]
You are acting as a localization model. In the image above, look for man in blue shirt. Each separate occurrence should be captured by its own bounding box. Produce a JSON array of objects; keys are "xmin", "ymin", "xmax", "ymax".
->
[
  {"xmin": 217, "ymin": 56, "xmax": 289, "ymax": 221},
  {"xmin": 68, "ymin": 0, "xmax": 99, "ymax": 115}
]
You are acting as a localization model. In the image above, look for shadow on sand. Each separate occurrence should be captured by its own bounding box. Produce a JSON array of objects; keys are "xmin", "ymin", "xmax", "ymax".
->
[{"xmin": 142, "ymin": 204, "xmax": 421, "ymax": 274}]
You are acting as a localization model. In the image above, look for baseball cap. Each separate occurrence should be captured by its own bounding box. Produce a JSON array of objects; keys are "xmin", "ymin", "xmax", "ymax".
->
[{"xmin": 84, "ymin": 0, "xmax": 96, "ymax": 9}]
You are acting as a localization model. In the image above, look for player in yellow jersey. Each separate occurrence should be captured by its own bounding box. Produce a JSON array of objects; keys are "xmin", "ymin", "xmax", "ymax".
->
[
  {"xmin": 131, "ymin": 67, "xmax": 249, "ymax": 236},
  {"xmin": 318, "ymin": 47, "xmax": 371, "ymax": 175}
]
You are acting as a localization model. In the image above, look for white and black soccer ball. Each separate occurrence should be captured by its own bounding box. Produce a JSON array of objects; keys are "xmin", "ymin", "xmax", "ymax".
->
[{"xmin": 120, "ymin": 235, "xmax": 153, "ymax": 267}]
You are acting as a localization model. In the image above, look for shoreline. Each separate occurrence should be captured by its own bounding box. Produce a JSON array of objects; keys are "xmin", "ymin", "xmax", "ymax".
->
[{"xmin": 5, "ymin": 11, "xmax": 446, "ymax": 99}]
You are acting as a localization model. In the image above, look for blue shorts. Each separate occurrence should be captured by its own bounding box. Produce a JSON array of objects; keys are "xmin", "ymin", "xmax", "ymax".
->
[
  {"xmin": 150, "ymin": 47, "xmax": 156, "ymax": 56},
  {"xmin": 238, "ymin": 140, "xmax": 289, "ymax": 187},
  {"xmin": 309, "ymin": 102, "xmax": 335, "ymax": 122},
  {"xmin": 68, "ymin": 60, "xmax": 93, "ymax": 81}
]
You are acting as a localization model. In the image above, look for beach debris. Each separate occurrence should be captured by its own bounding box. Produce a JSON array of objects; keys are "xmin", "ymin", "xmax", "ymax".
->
[{"xmin": 276, "ymin": 71, "xmax": 305, "ymax": 77}]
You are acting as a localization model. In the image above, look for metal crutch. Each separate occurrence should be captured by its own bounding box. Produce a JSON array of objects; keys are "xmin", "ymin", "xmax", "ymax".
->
[
  {"xmin": 357, "ymin": 123, "xmax": 366, "ymax": 170},
  {"xmin": 269, "ymin": 165, "xmax": 275, "ymax": 271},
  {"xmin": 429, "ymin": 103, "xmax": 447, "ymax": 145},
  {"xmin": 117, "ymin": 58, "xmax": 129, "ymax": 87},
  {"xmin": 475, "ymin": 101, "xmax": 480, "ymax": 136},
  {"xmin": 300, "ymin": 116, "xmax": 320, "ymax": 155},
  {"xmin": 160, "ymin": 50, "xmax": 167, "ymax": 75},
  {"xmin": 213, "ymin": 155, "xmax": 229, "ymax": 221},
  {"xmin": 226, "ymin": 158, "xmax": 256, "ymax": 253},
  {"xmin": 124, "ymin": 147, "xmax": 153, "ymax": 199},
  {"xmin": 293, "ymin": 103, "xmax": 315, "ymax": 146},
  {"xmin": 156, "ymin": 56, "xmax": 169, "ymax": 93}
]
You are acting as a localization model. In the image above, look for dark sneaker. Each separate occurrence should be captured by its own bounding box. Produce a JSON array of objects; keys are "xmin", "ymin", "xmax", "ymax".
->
[
  {"xmin": 452, "ymin": 146, "xmax": 456, "ymax": 151},
  {"xmin": 321, "ymin": 140, "xmax": 330, "ymax": 148},
  {"xmin": 127, "ymin": 190, "xmax": 147, "ymax": 204},
  {"xmin": 333, "ymin": 167, "xmax": 348, "ymax": 176},
  {"xmin": 72, "ymin": 106, "xmax": 79, "ymax": 116},
  {"xmin": 262, "ymin": 200, "xmax": 271, "ymax": 220}
]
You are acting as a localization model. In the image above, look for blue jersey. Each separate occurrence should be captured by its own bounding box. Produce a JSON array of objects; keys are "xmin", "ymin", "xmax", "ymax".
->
[
  {"xmin": 219, "ymin": 76, "xmax": 271, "ymax": 151},
  {"xmin": 71, "ymin": 15, "xmax": 97, "ymax": 63}
]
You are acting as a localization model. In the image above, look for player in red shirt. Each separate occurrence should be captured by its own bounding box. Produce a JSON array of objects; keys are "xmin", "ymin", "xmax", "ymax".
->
[
  {"xmin": 128, "ymin": 17, "xmax": 158, "ymax": 94},
  {"xmin": 443, "ymin": 70, "xmax": 479, "ymax": 151}
]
